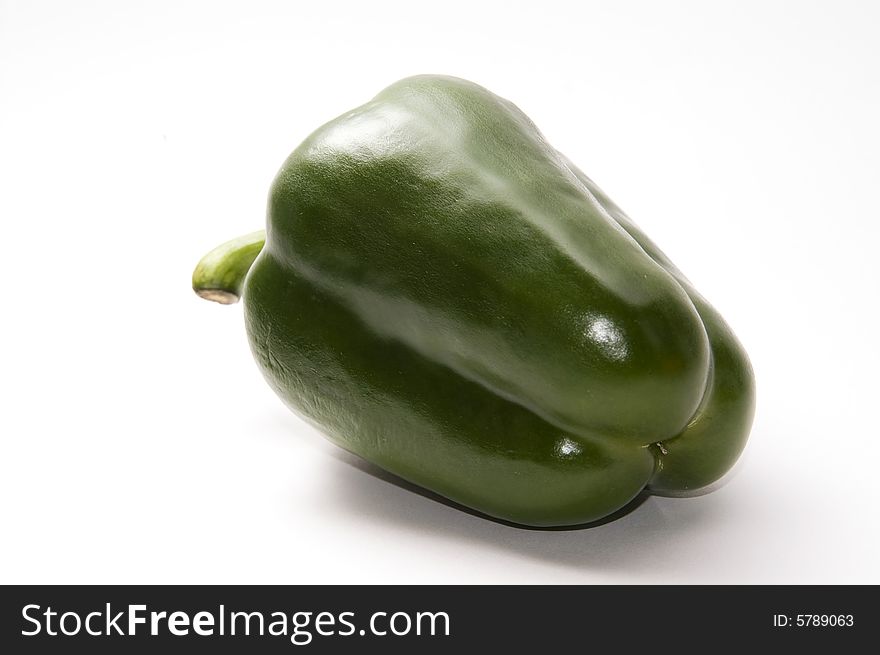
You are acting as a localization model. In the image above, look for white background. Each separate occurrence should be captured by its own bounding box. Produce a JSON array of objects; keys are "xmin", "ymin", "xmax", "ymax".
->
[{"xmin": 2, "ymin": 0, "xmax": 878, "ymax": 584}]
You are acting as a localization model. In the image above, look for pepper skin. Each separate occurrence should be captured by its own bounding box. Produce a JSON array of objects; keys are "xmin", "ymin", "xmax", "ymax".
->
[{"xmin": 192, "ymin": 75, "xmax": 755, "ymax": 527}]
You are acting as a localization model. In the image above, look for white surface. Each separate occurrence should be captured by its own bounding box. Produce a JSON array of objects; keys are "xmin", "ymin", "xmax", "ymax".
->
[{"xmin": 2, "ymin": 0, "xmax": 878, "ymax": 584}]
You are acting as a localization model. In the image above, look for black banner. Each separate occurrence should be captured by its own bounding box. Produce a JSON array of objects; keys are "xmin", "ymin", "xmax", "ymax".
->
[{"xmin": 1, "ymin": 586, "xmax": 873, "ymax": 652}]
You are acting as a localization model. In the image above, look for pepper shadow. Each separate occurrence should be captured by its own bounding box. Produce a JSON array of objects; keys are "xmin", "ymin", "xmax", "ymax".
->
[{"xmin": 320, "ymin": 448, "xmax": 735, "ymax": 575}]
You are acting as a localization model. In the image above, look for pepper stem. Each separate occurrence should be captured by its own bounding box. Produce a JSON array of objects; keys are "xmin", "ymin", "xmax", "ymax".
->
[{"xmin": 192, "ymin": 230, "xmax": 266, "ymax": 304}]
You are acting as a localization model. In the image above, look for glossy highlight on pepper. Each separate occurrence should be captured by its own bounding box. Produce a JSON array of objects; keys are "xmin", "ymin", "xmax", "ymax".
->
[{"xmin": 192, "ymin": 75, "xmax": 755, "ymax": 527}]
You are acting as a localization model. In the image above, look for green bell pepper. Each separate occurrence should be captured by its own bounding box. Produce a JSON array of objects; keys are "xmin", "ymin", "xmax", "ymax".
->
[{"xmin": 193, "ymin": 75, "xmax": 755, "ymax": 527}]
